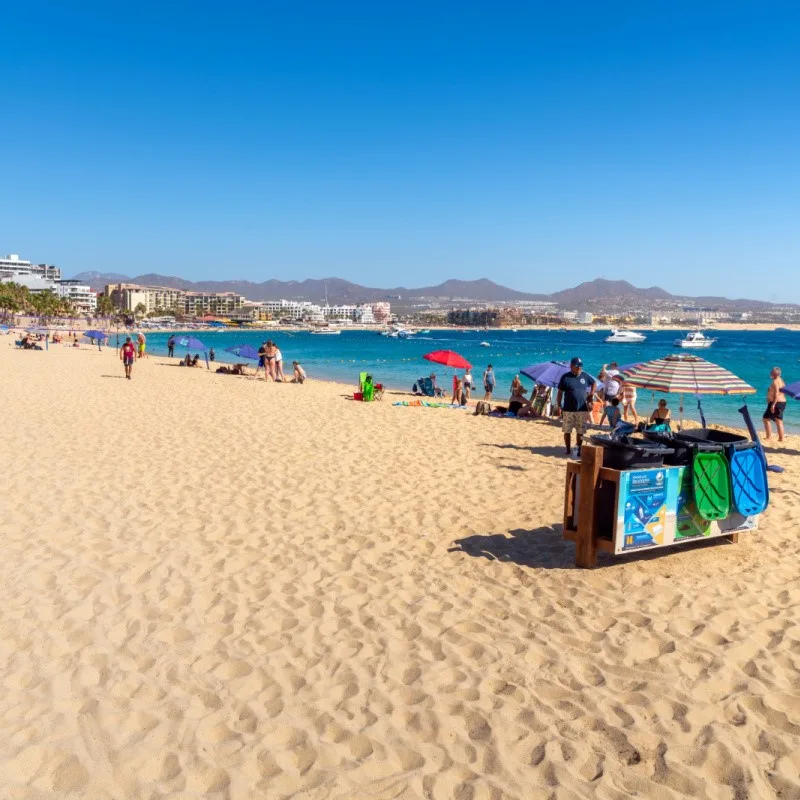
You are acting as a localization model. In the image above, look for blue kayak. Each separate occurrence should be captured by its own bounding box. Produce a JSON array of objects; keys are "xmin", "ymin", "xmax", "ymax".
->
[{"xmin": 728, "ymin": 446, "xmax": 769, "ymax": 516}]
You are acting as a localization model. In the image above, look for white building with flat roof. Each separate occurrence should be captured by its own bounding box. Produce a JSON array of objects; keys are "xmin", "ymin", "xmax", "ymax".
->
[
  {"xmin": 0, "ymin": 254, "xmax": 61, "ymax": 281},
  {"xmin": 57, "ymin": 280, "xmax": 97, "ymax": 313}
]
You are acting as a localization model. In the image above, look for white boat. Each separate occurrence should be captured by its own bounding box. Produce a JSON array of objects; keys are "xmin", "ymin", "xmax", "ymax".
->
[
  {"xmin": 673, "ymin": 330, "xmax": 716, "ymax": 348},
  {"xmin": 604, "ymin": 329, "xmax": 647, "ymax": 343},
  {"xmin": 310, "ymin": 328, "xmax": 341, "ymax": 335},
  {"xmin": 418, "ymin": 329, "xmax": 431, "ymax": 335},
  {"xmin": 479, "ymin": 341, "xmax": 490, "ymax": 347}
]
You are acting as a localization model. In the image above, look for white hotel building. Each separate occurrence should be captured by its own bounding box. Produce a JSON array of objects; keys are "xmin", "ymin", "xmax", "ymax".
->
[{"xmin": 0, "ymin": 253, "xmax": 97, "ymax": 313}]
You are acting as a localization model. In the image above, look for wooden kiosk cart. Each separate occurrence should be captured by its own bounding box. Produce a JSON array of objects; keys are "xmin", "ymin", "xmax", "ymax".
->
[{"xmin": 563, "ymin": 444, "xmax": 759, "ymax": 568}]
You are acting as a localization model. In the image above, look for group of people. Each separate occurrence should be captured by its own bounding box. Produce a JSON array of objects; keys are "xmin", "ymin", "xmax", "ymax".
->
[
  {"xmin": 554, "ymin": 358, "xmax": 673, "ymax": 456},
  {"xmin": 257, "ymin": 340, "xmax": 306, "ymax": 383}
]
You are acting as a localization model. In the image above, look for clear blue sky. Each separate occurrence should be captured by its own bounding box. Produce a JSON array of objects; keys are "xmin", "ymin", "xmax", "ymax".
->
[{"xmin": 2, "ymin": 2, "xmax": 799, "ymax": 300}]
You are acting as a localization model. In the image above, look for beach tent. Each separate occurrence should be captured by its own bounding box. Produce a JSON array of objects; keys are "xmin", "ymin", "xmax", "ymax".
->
[{"xmin": 622, "ymin": 354, "xmax": 755, "ymax": 429}]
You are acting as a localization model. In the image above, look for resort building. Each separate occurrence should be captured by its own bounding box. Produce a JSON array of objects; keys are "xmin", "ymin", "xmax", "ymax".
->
[
  {"xmin": 0, "ymin": 263, "xmax": 96, "ymax": 314},
  {"xmin": 56, "ymin": 280, "xmax": 97, "ymax": 313},
  {"xmin": 0, "ymin": 253, "xmax": 61, "ymax": 281},
  {"xmin": 104, "ymin": 283, "xmax": 245, "ymax": 317}
]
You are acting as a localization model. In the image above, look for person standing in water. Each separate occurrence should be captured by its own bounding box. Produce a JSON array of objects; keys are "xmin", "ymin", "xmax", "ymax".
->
[
  {"xmin": 763, "ymin": 366, "xmax": 787, "ymax": 442},
  {"xmin": 120, "ymin": 336, "xmax": 137, "ymax": 380}
]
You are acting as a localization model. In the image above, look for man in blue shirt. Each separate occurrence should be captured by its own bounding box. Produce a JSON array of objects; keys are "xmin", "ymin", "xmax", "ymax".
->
[{"xmin": 557, "ymin": 357, "xmax": 596, "ymax": 456}]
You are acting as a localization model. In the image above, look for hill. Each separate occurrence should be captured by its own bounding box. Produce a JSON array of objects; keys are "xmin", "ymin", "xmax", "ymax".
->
[{"xmin": 71, "ymin": 271, "xmax": 782, "ymax": 310}]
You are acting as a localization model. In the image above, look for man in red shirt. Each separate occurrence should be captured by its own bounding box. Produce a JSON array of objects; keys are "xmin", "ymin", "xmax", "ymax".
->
[{"xmin": 120, "ymin": 337, "xmax": 136, "ymax": 380}]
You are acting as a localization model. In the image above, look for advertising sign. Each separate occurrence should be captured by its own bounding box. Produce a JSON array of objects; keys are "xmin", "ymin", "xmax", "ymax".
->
[{"xmin": 614, "ymin": 465, "xmax": 759, "ymax": 554}]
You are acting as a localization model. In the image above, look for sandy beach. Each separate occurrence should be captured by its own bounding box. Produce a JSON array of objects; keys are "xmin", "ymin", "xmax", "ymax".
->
[{"xmin": 2, "ymin": 338, "xmax": 800, "ymax": 799}]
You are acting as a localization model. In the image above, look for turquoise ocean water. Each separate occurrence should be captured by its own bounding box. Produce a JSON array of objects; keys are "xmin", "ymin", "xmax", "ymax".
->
[{"xmin": 137, "ymin": 328, "xmax": 799, "ymax": 432}]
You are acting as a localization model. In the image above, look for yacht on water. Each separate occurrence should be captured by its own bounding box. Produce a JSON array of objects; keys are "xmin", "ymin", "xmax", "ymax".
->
[
  {"xmin": 310, "ymin": 327, "xmax": 341, "ymax": 335},
  {"xmin": 604, "ymin": 329, "xmax": 647, "ymax": 343},
  {"xmin": 673, "ymin": 330, "xmax": 716, "ymax": 348}
]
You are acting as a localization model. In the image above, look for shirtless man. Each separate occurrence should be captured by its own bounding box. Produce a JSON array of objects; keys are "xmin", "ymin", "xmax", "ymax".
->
[{"xmin": 763, "ymin": 366, "xmax": 786, "ymax": 442}]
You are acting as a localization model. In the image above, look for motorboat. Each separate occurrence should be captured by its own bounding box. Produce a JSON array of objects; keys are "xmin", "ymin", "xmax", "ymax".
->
[
  {"xmin": 479, "ymin": 341, "xmax": 490, "ymax": 347},
  {"xmin": 418, "ymin": 329, "xmax": 431, "ymax": 335},
  {"xmin": 310, "ymin": 328, "xmax": 341, "ymax": 335},
  {"xmin": 673, "ymin": 330, "xmax": 716, "ymax": 348},
  {"xmin": 604, "ymin": 329, "xmax": 647, "ymax": 343}
]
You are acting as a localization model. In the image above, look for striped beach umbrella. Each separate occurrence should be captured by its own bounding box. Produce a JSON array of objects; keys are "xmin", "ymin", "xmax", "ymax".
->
[{"xmin": 622, "ymin": 354, "xmax": 755, "ymax": 428}]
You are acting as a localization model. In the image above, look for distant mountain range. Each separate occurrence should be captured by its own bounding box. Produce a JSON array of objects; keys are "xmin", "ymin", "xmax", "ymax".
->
[{"xmin": 72, "ymin": 272, "xmax": 780, "ymax": 311}]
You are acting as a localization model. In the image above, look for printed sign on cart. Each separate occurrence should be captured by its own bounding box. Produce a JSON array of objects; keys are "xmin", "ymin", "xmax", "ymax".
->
[
  {"xmin": 613, "ymin": 465, "xmax": 759, "ymax": 554},
  {"xmin": 614, "ymin": 468, "xmax": 679, "ymax": 554}
]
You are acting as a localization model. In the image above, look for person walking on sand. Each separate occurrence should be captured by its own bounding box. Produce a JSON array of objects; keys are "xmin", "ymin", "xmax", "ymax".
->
[
  {"xmin": 483, "ymin": 364, "xmax": 495, "ymax": 401},
  {"xmin": 764, "ymin": 366, "xmax": 787, "ymax": 442},
  {"xmin": 557, "ymin": 356, "xmax": 595, "ymax": 457},
  {"xmin": 120, "ymin": 336, "xmax": 137, "ymax": 380}
]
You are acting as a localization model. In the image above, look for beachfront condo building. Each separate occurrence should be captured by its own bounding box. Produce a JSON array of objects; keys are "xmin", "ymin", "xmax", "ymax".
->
[
  {"xmin": 55, "ymin": 280, "xmax": 98, "ymax": 314},
  {"xmin": 0, "ymin": 253, "xmax": 61, "ymax": 281},
  {"xmin": 105, "ymin": 283, "xmax": 245, "ymax": 317}
]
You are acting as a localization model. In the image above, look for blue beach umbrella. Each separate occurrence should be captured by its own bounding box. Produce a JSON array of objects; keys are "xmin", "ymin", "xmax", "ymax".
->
[
  {"xmin": 224, "ymin": 344, "xmax": 260, "ymax": 360},
  {"xmin": 783, "ymin": 380, "xmax": 800, "ymax": 400},
  {"xmin": 83, "ymin": 330, "xmax": 108, "ymax": 340},
  {"xmin": 175, "ymin": 335, "xmax": 209, "ymax": 369},
  {"xmin": 176, "ymin": 336, "xmax": 207, "ymax": 351}
]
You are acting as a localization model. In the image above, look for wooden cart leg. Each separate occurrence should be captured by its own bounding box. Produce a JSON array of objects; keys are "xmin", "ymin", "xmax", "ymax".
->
[
  {"xmin": 576, "ymin": 445, "xmax": 603, "ymax": 568},
  {"xmin": 727, "ymin": 532, "xmax": 740, "ymax": 543}
]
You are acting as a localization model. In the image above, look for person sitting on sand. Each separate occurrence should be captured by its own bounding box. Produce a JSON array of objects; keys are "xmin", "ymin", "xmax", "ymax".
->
[
  {"xmin": 649, "ymin": 398, "xmax": 671, "ymax": 428},
  {"xmin": 191, "ymin": 354, "xmax": 201, "ymax": 367},
  {"xmin": 601, "ymin": 397, "xmax": 622, "ymax": 429},
  {"xmin": 292, "ymin": 361, "xmax": 306, "ymax": 383},
  {"xmin": 509, "ymin": 384, "xmax": 535, "ymax": 417}
]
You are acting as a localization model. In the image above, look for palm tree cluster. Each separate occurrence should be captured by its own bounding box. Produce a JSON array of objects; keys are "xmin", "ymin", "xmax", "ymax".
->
[{"xmin": 0, "ymin": 282, "xmax": 76, "ymax": 319}]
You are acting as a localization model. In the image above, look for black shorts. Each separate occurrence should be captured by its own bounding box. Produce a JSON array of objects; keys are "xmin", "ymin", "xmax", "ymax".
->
[
  {"xmin": 763, "ymin": 402, "xmax": 786, "ymax": 421},
  {"xmin": 123, "ymin": 357, "xmax": 134, "ymax": 366}
]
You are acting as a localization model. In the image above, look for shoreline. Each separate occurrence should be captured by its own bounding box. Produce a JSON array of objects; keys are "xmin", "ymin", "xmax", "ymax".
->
[{"xmin": 7, "ymin": 318, "xmax": 800, "ymax": 335}]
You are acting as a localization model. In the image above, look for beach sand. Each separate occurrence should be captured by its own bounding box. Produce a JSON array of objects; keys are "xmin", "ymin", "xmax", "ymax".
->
[{"xmin": 2, "ymin": 338, "xmax": 799, "ymax": 799}]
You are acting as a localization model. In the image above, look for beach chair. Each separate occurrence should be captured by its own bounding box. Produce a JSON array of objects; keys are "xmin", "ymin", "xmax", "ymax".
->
[{"xmin": 416, "ymin": 377, "xmax": 436, "ymax": 397}]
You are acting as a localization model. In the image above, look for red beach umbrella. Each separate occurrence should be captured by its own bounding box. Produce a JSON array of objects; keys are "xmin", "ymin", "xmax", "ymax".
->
[{"xmin": 423, "ymin": 349, "xmax": 472, "ymax": 370}]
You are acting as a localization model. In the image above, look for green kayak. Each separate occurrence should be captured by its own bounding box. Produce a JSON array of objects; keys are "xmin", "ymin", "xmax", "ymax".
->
[{"xmin": 692, "ymin": 451, "xmax": 731, "ymax": 521}]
